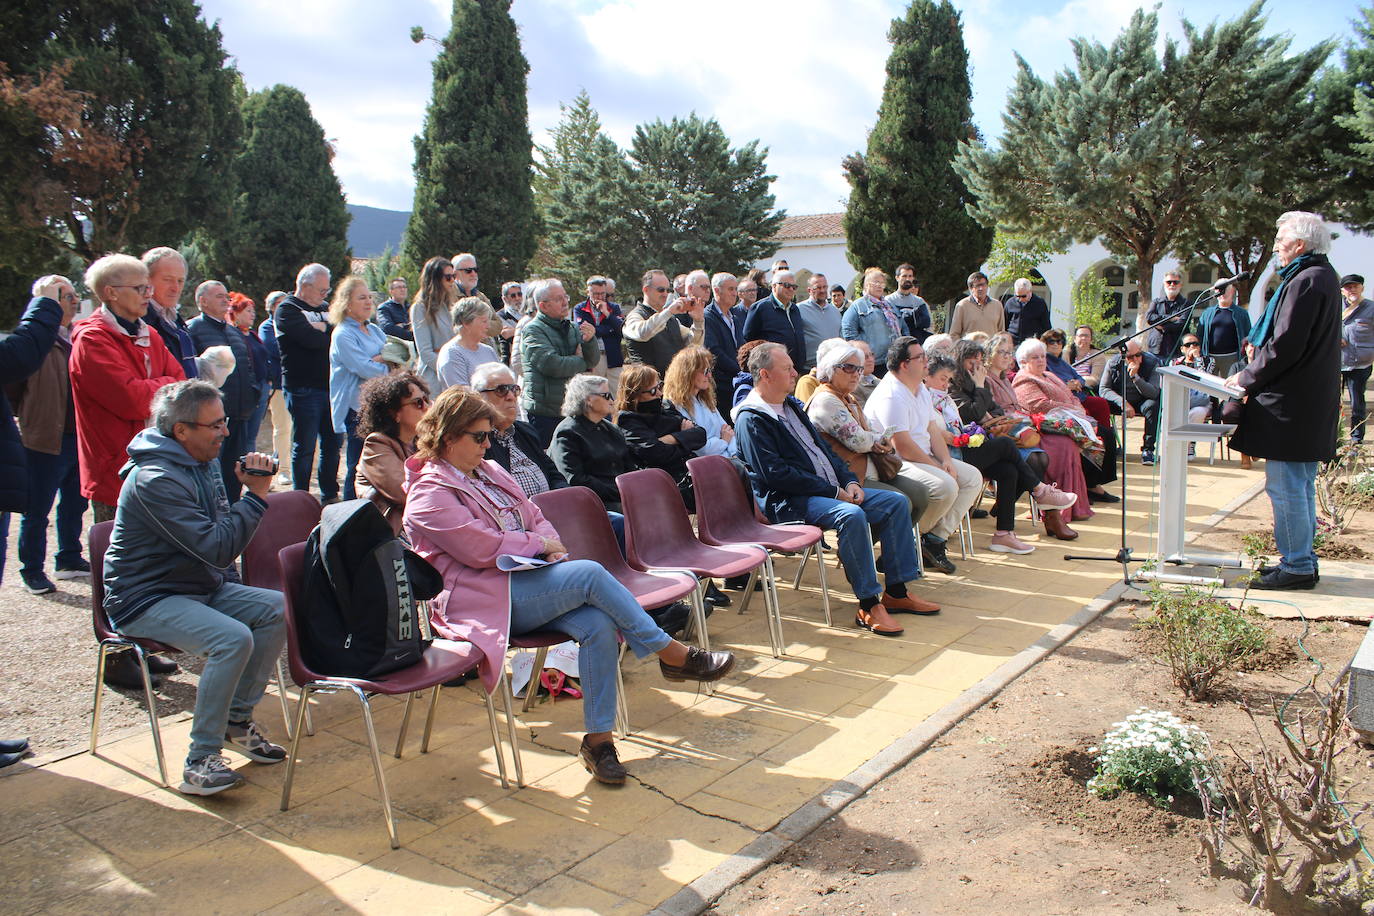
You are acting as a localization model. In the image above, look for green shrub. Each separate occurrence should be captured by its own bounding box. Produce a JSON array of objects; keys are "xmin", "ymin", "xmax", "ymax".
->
[
  {"xmin": 1137, "ymin": 585, "xmax": 1269, "ymax": 700},
  {"xmin": 1088, "ymin": 709, "xmax": 1214, "ymax": 804}
]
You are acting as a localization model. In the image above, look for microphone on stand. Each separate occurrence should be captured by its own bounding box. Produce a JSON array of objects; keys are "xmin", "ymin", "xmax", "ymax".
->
[{"xmin": 1210, "ymin": 271, "xmax": 1251, "ymax": 291}]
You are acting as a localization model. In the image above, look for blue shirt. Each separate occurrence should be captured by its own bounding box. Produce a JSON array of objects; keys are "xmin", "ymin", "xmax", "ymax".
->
[{"xmin": 328, "ymin": 318, "xmax": 388, "ymax": 433}]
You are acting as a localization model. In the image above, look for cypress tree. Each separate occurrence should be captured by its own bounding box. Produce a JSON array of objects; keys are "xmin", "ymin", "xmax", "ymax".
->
[
  {"xmin": 1332, "ymin": 4, "xmax": 1374, "ymax": 231},
  {"xmin": 209, "ymin": 85, "xmax": 351, "ymax": 302},
  {"xmin": 843, "ymin": 0, "xmax": 992, "ymax": 309},
  {"xmin": 404, "ymin": 0, "xmax": 537, "ymax": 295}
]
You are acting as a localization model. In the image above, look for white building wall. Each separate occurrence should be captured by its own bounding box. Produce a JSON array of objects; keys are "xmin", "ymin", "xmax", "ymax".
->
[{"xmin": 752, "ymin": 236, "xmax": 852, "ymax": 288}]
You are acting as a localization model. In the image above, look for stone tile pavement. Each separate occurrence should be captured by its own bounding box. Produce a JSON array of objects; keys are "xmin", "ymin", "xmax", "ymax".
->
[{"xmin": 1, "ymin": 437, "xmax": 1263, "ymax": 914}]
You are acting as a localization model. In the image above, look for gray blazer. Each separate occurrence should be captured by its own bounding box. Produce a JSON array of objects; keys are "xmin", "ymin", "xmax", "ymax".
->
[{"xmin": 1342, "ymin": 298, "xmax": 1374, "ymax": 371}]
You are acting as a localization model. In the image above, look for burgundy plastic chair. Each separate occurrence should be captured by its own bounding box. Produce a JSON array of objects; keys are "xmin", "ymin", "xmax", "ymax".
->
[
  {"xmin": 275, "ymin": 543, "xmax": 517, "ymax": 849},
  {"xmin": 89, "ymin": 521, "xmax": 180, "ymax": 786},
  {"xmin": 616, "ymin": 468, "xmax": 773, "ymax": 656},
  {"xmin": 240, "ymin": 490, "xmax": 323, "ymax": 736},
  {"xmin": 533, "ymin": 486, "xmax": 702, "ymax": 727},
  {"xmin": 688, "ymin": 455, "xmax": 832, "ymax": 641}
]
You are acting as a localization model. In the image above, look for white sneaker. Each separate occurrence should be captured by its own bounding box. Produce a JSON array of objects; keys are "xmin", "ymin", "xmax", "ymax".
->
[{"xmin": 989, "ymin": 532, "xmax": 1035, "ymax": 554}]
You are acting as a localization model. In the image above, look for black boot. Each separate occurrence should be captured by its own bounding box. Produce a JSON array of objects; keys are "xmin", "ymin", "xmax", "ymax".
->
[
  {"xmin": 103, "ymin": 653, "xmax": 161, "ymax": 690},
  {"xmin": 703, "ymin": 581, "xmax": 732, "ymax": 607}
]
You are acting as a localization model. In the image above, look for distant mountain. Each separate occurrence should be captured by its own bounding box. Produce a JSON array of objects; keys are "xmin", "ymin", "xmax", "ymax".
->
[{"xmin": 347, "ymin": 204, "xmax": 410, "ymax": 258}]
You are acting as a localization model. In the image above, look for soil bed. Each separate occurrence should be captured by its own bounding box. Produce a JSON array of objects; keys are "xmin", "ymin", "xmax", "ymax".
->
[{"xmin": 713, "ymin": 493, "xmax": 1374, "ymax": 915}]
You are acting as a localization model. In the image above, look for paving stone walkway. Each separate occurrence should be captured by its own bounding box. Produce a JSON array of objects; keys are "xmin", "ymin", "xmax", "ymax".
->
[{"xmin": 2, "ymin": 431, "xmax": 1262, "ymax": 915}]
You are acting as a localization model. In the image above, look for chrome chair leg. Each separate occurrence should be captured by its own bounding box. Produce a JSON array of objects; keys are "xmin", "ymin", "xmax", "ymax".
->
[
  {"xmin": 420, "ymin": 685, "xmax": 442, "ymax": 753},
  {"xmin": 394, "ymin": 692, "xmax": 416, "ymax": 758},
  {"xmin": 500, "ymin": 676, "xmax": 525, "ymax": 788},
  {"xmin": 482, "ymin": 685, "xmax": 510, "ymax": 789},
  {"xmin": 814, "ymin": 540, "xmax": 833, "ymax": 627},
  {"xmin": 614, "ymin": 643, "xmax": 630, "ymax": 737},
  {"xmin": 520, "ymin": 645, "xmax": 552, "ymax": 713},
  {"xmin": 134, "ymin": 648, "xmax": 168, "ymax": 787},
  {"xmin": 280, "ymin": 684, "xmax": 315, "ymax": 812},
  {"xmin": 90, "ymin": 645, "xmax": 109, "ymax": 756},
  {"xmin": 353, "ymin": 685, "xmax": 399, "ymax": 849}
]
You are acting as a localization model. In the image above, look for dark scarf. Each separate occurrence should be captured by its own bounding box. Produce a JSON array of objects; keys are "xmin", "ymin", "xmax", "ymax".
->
[{"xmin": 1250, "ymin": 252, "xmax": 1324, "ymax": 348}]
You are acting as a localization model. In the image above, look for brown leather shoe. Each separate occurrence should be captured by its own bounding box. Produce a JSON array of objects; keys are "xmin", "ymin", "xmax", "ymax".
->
[
  {"xmin": 659, "ymin": 646, "xmax": 736, "ymax": 683},
  {"xmin": 1239, "ymin": 453, "xmax": 1253, "ymax": 470},
  {"xmin": 881, "ymin": 592, "xmax": 941, "ymax": 615},
  {"xmin": 1041, "ymin": 508, "xmax": 1079, "ymax": 541},
  {"xmin": 854, "ymin": 604, "xmax": 904, "ymax": 636},
  {"xmin": 580, "ymin": 737, "xmax": 626, "ymax": 785}
]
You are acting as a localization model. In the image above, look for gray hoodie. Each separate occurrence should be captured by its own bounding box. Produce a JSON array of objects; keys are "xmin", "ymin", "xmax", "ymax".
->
[{"xmin": 103, "ymin": 428, "xmax": 268, "ymax": 627}]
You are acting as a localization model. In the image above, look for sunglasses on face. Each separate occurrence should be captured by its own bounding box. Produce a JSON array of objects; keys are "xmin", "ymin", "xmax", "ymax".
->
[
  {"xmin": 641, "ymin": 384, "xmax": 663, "ymax": 396},
  {"xmin": 443, "ymin": 273, "xmax": 456, "ymax": 281},
  {"xmin": 836, "ymin": 362, "xmax": 863, "ymax": 374},
  {"xmin": 1183, "ymin": 341, "xmax": 1200, "ymax": 347},
  {"xmin": 590, "ymin": 391, "xmax": 615, "ymax": 401},
  {"xmin": 778, "ymin": 282, "xmax": 797, "ymax": 290},
  {"xmin": 481, "ymin": 383, "xmax": 521, "ymax": 397},
  {"xmin": 1164, "ymin": 280, "xmax": 1181, "ymax": 286},
  {"xmin": 457, "ymin": 266, "xmax": 478, "ymax": 273},
  {"xmin": 458, "ymin": 429, "xmax": 492, "ymax": 444},
  {"xmin": 650, "ymin": 286, "xmax": 670, "ymax": 293}
]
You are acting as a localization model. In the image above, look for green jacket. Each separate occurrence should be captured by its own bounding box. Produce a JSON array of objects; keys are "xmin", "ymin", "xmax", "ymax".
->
[{"xmin": 520, "ymin": 311, "xmax": 598, "ymax": 417}]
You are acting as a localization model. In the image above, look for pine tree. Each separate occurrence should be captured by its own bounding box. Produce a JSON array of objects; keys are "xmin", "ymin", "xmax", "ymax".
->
[
  {"xmin": 843, "ymin": 0, "xmax": 993, "ymax": 307},
  {"xmin": 625, "ymin": 114, "xmax": 784, "ymax": 276},
  {"xmin": 404, "ymin": 0, "xmax": 537, "ymax": 294},
  {"xmin": 955, "ymin": 2, "xmax": 1334, "ymax": 317},
  {"xmin": 1332, "ymin": 4, "xmax": 1374, "ymax": 231},
  {"xmin": 0, "ymin": 0, "xmax": 241, "ymax": 263},
  {"xmin": 209, "ymin": 85, "xmax": 351, "ymax": 302}
]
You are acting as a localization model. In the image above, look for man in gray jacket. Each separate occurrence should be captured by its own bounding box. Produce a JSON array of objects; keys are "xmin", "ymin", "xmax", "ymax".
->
[{"xmin": 103, "ymin": 380, "xmax": 285, "ymax": 796}]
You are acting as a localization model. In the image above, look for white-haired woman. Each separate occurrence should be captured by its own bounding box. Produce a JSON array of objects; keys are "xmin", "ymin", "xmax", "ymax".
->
[
  {"xmin": 549, "ymin": 373, "xmax": 635, "ymax": 512},
  {"xmin": 436, "ymin": 297, "xmax": 499, "ymax": 390},
  {"xmin": 803, "ymin": 342, "xmax": 936, "ymax": 557}
]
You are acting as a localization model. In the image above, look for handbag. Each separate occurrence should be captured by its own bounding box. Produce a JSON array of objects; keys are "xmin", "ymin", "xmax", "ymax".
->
[{"xmin": 871, "ymin": 448, "xmax": 903, "ymax": 482}]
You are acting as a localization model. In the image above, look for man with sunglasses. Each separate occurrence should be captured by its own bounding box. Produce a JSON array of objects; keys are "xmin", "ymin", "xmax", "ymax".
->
[
  {"xmin": 1004, "ymin": 278, "xmax": 1050, "ymax": 346},
  {"xmin": 1100, "ymin": 339, "xmax": 1162, "ymax": 465},
  {"xmin": 743, "ymin": 269, "xmax": 808, "ymax": 372},
  {"xmin": 104, "ymin": 379, "xmax": 286, "ymax": 796},
  {"xmin": 450, "ymin": 252, "xmax": 480, "ymax": 297},
  {"xmin": 575, "ymin": 276, "xmax": 625, "ymax": 387},
  {"xmin": 624, "ymin": 268, "xmax": 702, "ymax": 374},
  {"xmin": 1145, "ymin": 271, "xmax": 1191, "ymax": 360}
]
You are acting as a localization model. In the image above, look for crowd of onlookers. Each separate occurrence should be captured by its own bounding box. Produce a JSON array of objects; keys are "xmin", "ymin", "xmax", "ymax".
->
[{"xmin": 8, "ymin": 241, "xmax": 1364, "ymax": 789}]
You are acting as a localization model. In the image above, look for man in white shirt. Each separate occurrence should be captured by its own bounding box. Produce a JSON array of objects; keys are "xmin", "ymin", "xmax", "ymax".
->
[{"xmin": 864, "ymin": 336, "xmax": 981, "ymax": 573}]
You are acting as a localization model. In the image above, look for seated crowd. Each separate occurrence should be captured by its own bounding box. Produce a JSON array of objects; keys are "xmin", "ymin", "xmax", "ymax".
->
[{"xmin": 5, "ymin": 256, "xmax": 1153, "ymax": 788}]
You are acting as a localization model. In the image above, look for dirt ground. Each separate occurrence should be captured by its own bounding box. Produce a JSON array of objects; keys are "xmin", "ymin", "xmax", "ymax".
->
[{"xmin": 712, "ymin": 490, "xmax": 1374, "ymax": 915}]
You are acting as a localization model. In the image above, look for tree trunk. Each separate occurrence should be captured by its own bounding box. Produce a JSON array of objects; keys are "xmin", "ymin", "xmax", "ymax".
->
[{"xmin": 1134, "ymin": 259, "xmax": 1156, "ymax": 332}]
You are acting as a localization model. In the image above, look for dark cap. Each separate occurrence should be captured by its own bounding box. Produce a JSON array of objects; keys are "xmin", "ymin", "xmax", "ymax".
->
[{"xmin": 1341, "ymin": 274, "xmax": 1365, "ymax": 287}]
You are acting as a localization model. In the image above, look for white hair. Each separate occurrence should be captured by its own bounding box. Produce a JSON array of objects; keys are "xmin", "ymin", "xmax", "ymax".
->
[
  {"xmin": 816, "ymin": 341, "xmax": 864, "ymax": 383},
  {"xmin": 604, "ymin": 277, "xmax": 616, "ymax": 291},
  {"xmin": 1276, "ymin": 210, "xmax": 1332, "ymax": 255},
  {"xmin": 585, "ymin": 275, "xmax": 607, "ymax": 289},
  {"xmin": 686, "ymin": 269, "xmax": 709, "ymax": 288},
  {"xmin": 772, "ymin": 270, "xmax": 796, "ymax": 284},
  {"xmin": 84, "ymin": 254, "xmax": 145, "ymax": 300},
  {"xmin": 1016, "ymin": 337, "xmax": 1047, "ymax": 363},
  {"xmin": 195, "ymin": 280, "xmax": 225, "ymax": 303},
  {"xmin": 561, "ymin": 372, "xmax": 609, "ymax": 417},
  {"xmin": 923, "ymin": 333, "xmax": 953, "ymax": 355},
  {"xmin": 528, "ymin": 278, "xmax": 564, "ymax": 306},
  {"xmin": 31, "ymin": 275, "xmax": 72, "ymax": 297},
  {"xmin": 1014, "ymin": 277, "xmax": 1032, "ymax": 293},
  {"xmin": 710, "ymin": 271, "xmax": 736, "ymax": 290},
  {"xmin": 471, "ymin": 361, "xmax": 515, "ymax": 390},
  {"xmin": 296, "ymin": 263, "xmax": 330, "ymax": 288},
  {"xmin": 141, "ymin": 247, "xmax": 185, "ymax": 273}
]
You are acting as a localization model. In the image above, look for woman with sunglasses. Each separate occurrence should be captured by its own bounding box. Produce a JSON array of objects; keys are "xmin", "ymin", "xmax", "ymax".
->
[
  {"xmin": 410, "ymin": 256, "xmax": 457, "ymax": 393},
  {"xmin": 355, "ymin": 371, "xmax": 430, "ymax": 534},
  {"xmin": 550, "ymin": 373, "xmax": 636, "ymax": 512},
  {"xmin": 614, "ymin": 364, "xmax": 706, "ymax": 511},
  {"xmin": 404, "ymin": 387, "xmax": 735, "ymax": 785},
  {"xmin": 1171, "ymin": 335, "xmax": 1217, "ymax": 429}
]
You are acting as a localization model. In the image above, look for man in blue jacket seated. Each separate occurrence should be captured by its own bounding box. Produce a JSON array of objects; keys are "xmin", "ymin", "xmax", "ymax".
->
[
  {"xmin": 102, "ymin": 380, "xmax": 286, "ymax": 796},
  {"xmin": 733, "ymin": 342, "xmax": 937, "ymax": 639}
]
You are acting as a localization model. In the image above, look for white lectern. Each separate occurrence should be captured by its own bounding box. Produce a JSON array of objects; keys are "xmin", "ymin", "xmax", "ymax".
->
[{"xmin": 1138, "ymin": 365, "xmax": 1247, "ymax": 582}]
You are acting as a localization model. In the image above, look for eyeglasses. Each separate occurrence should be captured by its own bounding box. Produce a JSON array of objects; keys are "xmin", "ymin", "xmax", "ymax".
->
[
  {"xmin": 1182, "ymin": 341, "xmax": 1200, "ymax": 348},
  {"xmin": 777, "ymin": 283, "xmax": 797, "ymax": 290},
  {"xmin": 404, "ymin": 396, "xmax": 432, "ymax": 409},
  {"xmin": 457, "ymin": 429, "xmax": 492, "ymax": 444},
  {"xmin": 1016, "ymin": 293, "xmax": 1031, "ymax": 300},
  {"xmin": 1126, "ymin": 353, "xmax": 1143, "ymax": 360},
  {"xmin": 835, "ymin": 362, "xmax": 863, "ymax": 374},
  {"xmin": 457, "ymin": 266, "xmax": 478, "ymax": 273},
  {"xmin": 184, "ymin": 417, "xmax": 229, "ymax": 431},
  {"xmin": 905, "ymin": 353, "xmax": 927, "ymax": 363},
  {"xmin": 1164, "ymin": 280, "xmax": 1181, "ymax": 286},
  {"xmin": 504, "ymin": 291, "xmax": 523, "ymax": 299},
  {"xmin": 112, "ymin": 284, "xmax": 152, "ymax": 297},
  {"xmin": 641, "ymin": 384, "xmax": 663, "ymax": 396},
  {"xmin": 443, "ymin": 272, "xmax": 456, "ymax": 281},
  {"xmin": 480, "ymin": 383, "xmax": 521, "ymax": 397},
  {"xmin": 590, "ymin": 391, "xmax": 615, "ymax": 401}
]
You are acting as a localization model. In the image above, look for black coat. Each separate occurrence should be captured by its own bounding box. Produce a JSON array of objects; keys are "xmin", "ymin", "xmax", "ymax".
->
[
  {"xmin": 0, "ymin": 297, "xmax": 63, "ymax": 513},
  {"xmin": 1005, "ymin": 293, "xmax": 1051, "ymax": 345},
  {"xmin": 188, "ymin": 313, "xmax": 257, "ymax": 418},
  {"xmin": 616, "ymin": 403, "xmax": 707, "ymax": 510},
  {"xmin": 485, "ymin": 419, "xmax": 566, "ymax": 491},
  {"xmin": 549, "ymin": 415, "xmax": 636, "ymax": 511},
  {"xmin": 1231, "ymin": 255, "xmax": 1342, "ymax": 461}
]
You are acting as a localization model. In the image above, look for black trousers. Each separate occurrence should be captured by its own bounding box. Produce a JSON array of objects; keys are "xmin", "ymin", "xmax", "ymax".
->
[{"xmin": 959, "ymin": 435, "xmax": 1039, "ymax": 531}]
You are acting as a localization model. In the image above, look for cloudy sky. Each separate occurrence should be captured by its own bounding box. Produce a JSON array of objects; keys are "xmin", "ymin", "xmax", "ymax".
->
[{"xmin": 199, "ymin": 0, "xmax": 1360, "ymax": 218}]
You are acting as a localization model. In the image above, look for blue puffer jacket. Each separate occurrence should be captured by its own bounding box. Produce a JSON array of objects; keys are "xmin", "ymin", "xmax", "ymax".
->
[
  {"xmin": 188, "ymin": 313, "xmax": 257, "ymax": 418},
  {"xmin": 102, "ymin": 428, "xmax": 268, "ymax": 627},
  {"xmin": 0, "ymin": 296, "xmax": 63, "ymax": 513}
]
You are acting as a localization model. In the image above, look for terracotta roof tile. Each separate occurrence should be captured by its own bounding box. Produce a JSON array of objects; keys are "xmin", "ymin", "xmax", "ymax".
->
[{"xmin": 775, "ymin": 213, "xmax": 844, "ymax": 241}]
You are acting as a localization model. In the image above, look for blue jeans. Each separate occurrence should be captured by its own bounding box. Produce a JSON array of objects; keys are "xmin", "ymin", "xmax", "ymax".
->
[
  {"xmin": 244, "ymin": 382, "xmax": 271, "ymax": 454},
  {"xmin": 803, "ymin": 487, "xmax": 921, "ymax": 600},
  {"xmin": 1265, "ymin": 459, "xmax": 1319, "ymax": 575},
  {"xmin": 509, "ymin": 559, "xmax": 671, "ymax": 734},
  {"xmin": 19, "ymin": 433, "xmax": 88, "ymax": 575},
  {"xmin": 284, "ymin": 386, "xmax": 342, "ymax": 499},
  {"xmin": 343, "ymin": 409, "xmax": 362, "ymax": 501},
  {"xmin": 119, "ymin": 583, "xmax": 286, "ymax": 763},
  {"xmin": 218, "ymin": 414, "xmax": 251, "ymax": 503}
]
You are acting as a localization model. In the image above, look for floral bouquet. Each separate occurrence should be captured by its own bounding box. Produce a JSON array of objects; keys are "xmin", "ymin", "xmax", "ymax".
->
[{"xmin": 951, "ymin": 423, "xmax": 986, "ymax": 449}]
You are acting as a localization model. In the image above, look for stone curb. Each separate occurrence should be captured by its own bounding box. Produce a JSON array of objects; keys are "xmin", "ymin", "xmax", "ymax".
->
[{"xmin": 652, "ymin": 476, "xmax": 1269, "ymax": 916}]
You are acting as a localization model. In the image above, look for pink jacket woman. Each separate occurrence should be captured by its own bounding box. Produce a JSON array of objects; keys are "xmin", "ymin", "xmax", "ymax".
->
[{"xmin": 402, "ymin": 455, "xmax": 558, "ymax": 692}]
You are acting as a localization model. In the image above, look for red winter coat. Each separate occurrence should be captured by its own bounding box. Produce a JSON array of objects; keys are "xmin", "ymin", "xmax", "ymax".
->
[{"xmin": 70, "ymin": 307, "xmax": 185, "ymax": 505}]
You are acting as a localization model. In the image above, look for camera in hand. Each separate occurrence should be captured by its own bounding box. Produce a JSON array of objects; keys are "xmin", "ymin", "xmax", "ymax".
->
[{"xmin": 238, "ymin": 455, "xmax": 279, "ymax": 477}]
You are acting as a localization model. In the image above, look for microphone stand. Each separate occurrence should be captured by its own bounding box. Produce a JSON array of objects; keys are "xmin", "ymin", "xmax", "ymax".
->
[{"xmin": 1063, "ymin": 287, "xmax": 1220, "ymax": 583}]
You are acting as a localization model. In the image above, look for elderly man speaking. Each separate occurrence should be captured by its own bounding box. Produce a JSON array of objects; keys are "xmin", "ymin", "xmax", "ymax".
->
[{"xmin": 1226, "ymin": 211, "xmax": 1341, "ymax": 590}]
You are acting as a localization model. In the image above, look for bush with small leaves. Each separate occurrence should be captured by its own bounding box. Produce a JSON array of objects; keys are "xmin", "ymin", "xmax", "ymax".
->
[
  {"xmin": 1137, "ymin": 585, "xmax": 1269, "ymax": 700},
  {"xmin": 1087, "ymin": 709, "xmax": 1214, "ymax": 805}
]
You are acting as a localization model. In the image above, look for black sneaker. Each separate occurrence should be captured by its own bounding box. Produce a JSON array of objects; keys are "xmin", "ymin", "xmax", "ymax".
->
[
  {"xmin": 103, "ymin": 653, "xmax": 160, "ymax": 690},
  {"xmin": 1140, "ymin": 450, "xmax": 1156, "ymax": 466},
  {"xmin": 703, "ymin": 581, "xmax": 731, "ymax": 607},
  {"xmin": 1254, "ymin": 565, "xmax": 1318, "ymax": 589},
  {"xmin": 20, "ymin": 571, "xmax": 56, "ymax": 595},
  {"xmin": 920, "ymin": 536, "xmax": 957, "ymax": 575},
  {"xmin": 53, "ymin": 557, "xmax": 91, "ymax": 580}
]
